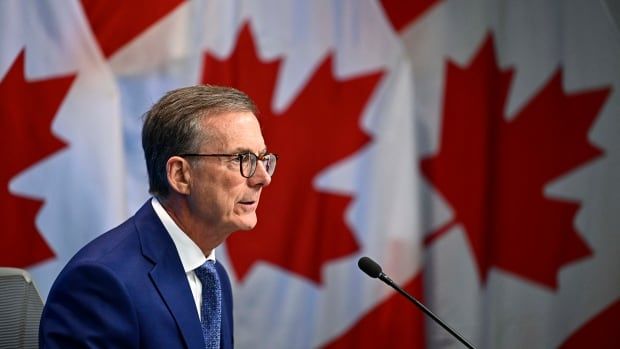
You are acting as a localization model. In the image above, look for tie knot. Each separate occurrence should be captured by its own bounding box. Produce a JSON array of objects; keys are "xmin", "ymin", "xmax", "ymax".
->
[{"xmin": 195, "ymin": 260, "xmax": 217, "ymax": 281}]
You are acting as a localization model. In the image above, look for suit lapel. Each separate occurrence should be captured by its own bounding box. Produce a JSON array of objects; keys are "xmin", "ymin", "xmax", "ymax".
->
[{"xmin": 134, "ymin": 202, "xmax": 205, "ymax": 349}]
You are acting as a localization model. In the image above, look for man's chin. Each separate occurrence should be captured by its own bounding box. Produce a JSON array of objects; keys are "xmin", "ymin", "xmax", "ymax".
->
[{"xmin": 235, "ymin": 215, "xmax": 257, "ymax": 231}]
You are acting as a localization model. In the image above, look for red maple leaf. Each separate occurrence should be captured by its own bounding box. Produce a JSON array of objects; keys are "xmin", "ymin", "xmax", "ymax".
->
[
  {"xmin": 420, "ymin": 34, "xmax": 610, "ymax": 289},
  {"xmin": 201, "ymin": 24, "xmax": 383, "ymax": 284},
  {"xmin": 0, "ymin": 50, "xmax": 75, "ymax": 267}
]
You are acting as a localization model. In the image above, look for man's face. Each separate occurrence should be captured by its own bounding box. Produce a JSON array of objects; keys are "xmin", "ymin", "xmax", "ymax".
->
[{"xmin": 187, "ymin": 111, "xmax": 271, "ymax": 236}]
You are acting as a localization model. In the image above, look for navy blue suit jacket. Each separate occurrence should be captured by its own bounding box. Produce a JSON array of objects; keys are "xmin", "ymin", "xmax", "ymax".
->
[{"xmin": 39, "ymin": 201, "xmax": 234, "ymax": 349}]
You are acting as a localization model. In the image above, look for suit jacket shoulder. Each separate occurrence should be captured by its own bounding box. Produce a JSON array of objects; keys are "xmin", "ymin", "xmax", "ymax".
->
[{"xmin": 40, "ymin": 201, "xmax": 234, "ymax": 349}]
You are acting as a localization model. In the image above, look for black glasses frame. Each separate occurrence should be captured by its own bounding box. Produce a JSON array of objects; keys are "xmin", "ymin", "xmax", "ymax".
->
[{"xmin": 179, "ymin": 152, "xmax": 278, "ymax": 178}]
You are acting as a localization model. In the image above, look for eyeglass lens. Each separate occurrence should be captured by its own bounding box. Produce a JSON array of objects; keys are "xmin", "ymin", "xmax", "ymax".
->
[{"xmin": 240, "ymin": 153, "xmax": 277, "ymax": 178}]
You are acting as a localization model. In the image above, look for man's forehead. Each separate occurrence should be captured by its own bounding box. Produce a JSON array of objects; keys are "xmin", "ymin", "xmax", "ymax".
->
[
  {"xmin": 198, "ymin": 112, "xmax": 265, "ymax": 151},
  {"xmin": 200, "ymin": 110, "xmax": 257, "ymax": 128}
]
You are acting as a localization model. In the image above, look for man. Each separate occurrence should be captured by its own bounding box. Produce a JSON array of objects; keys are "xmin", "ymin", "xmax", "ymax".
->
[{"xmin": 39, "ymin": 85, "xmax": 277, "ymax": 348}]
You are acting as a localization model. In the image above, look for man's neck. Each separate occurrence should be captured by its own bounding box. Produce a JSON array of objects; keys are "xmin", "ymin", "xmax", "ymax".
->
[{"xmin": 156, "ymin": 195, "xmax": 221, "ymax": 256}]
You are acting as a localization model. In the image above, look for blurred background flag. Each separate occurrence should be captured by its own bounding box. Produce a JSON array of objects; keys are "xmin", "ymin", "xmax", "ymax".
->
[
  {"xmin": 1, "ymin": 1, "xmax": 619, "ymax": 348},
  {"xmin": 0, "ymin": 0, "xmax": 127, "ymax": 301},
  {"xmin": 401, "ymin": 1, "xmax": 620, "ymax": 348}
]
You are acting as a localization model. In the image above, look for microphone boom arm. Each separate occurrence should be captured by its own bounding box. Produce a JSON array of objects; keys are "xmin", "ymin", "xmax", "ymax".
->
[
  {"xmin": 358, "ymin": 256, "xmax": 476, "ymax": 349},
  {"xmin": 377, "ymin": 272, "xmax": 476, "ymax": 349}
]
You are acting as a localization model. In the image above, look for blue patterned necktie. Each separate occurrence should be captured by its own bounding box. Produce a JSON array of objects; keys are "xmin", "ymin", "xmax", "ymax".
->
[{"xmin": 194, "ymin": 260, "xmax": 222, "ymax": 349}]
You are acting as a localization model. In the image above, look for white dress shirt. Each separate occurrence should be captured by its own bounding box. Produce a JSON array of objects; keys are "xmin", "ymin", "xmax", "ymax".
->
[{"xmin": 151, "ymin": 198, "xmax": 215, "ymax": 319}]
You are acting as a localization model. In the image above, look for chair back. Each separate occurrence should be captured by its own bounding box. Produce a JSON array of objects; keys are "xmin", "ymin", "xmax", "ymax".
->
[{"xmin": 0, "ymin": 267, "xmax": 43, "ymax": 349}]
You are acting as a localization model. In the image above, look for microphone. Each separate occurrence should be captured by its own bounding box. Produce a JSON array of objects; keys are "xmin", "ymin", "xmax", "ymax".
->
[{"xmin": 358, "ymin": 256, "xmax": 476, "ymax": 349}]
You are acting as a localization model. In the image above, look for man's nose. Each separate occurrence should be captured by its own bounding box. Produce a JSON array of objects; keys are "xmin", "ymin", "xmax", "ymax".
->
[{"xmin": 249, "ymin": 161, "xmax": 272, "ymax": 187}]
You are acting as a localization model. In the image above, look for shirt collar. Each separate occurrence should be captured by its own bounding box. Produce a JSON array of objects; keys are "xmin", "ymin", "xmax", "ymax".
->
[{"xmin": 151, "ymin": 197, "xmax": 215, "ymax": 273}]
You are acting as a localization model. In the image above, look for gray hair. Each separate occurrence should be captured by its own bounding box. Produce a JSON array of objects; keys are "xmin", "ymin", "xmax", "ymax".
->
[{"xmin": 142, "ymin": 84, "xmax": 257, "ymax": 198}]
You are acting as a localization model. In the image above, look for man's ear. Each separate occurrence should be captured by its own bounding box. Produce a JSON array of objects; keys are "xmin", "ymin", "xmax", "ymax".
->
[{"xmin": 166, "ymin": 156, "xmax": 192, "ymax": 195}]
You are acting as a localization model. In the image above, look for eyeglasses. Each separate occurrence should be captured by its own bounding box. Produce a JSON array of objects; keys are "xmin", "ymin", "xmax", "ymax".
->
[{"xmin": 179, "ymin": 152, "xmax": 278, "ymax": 178}]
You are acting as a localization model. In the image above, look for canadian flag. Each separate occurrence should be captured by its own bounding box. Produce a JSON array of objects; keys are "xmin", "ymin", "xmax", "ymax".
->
[
  {"xmin": 402, "ymin": 1, "xmax": 620, "ymax": 348},
  {"xmin": 0, "ymin": 0, "xmax": 127, "ymax": 297},
  {"xmin": 2, "ymin": 1, "xmax": 619, "ymax": 348}
]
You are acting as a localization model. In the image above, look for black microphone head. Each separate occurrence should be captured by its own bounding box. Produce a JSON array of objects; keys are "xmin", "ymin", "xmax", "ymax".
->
[{"xmin": 358, "ymin": 256, "xmax": 382, "ymax": 278}]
